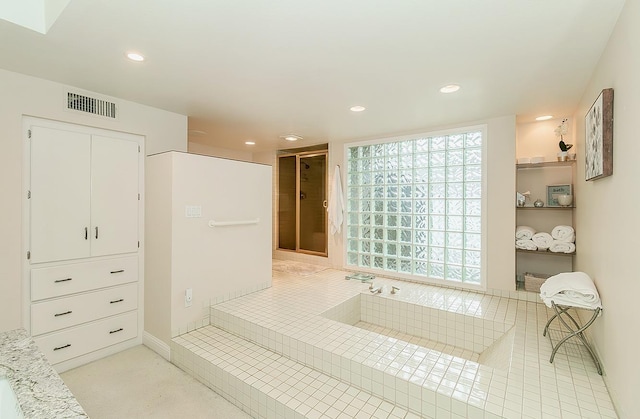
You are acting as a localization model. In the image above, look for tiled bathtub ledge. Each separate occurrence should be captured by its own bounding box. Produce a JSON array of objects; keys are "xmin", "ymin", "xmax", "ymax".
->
[
  {"xmin": 0, "ymin": 328, "xmax": 87, "ymax": 418},
  {"xmin": 205, "ymin": 270, "xmax": 616, "ymax": 418}
]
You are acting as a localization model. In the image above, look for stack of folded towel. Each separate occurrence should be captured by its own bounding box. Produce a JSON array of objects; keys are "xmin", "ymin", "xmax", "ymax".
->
[
  {"xmin": 515, "ymin": 226, "xmax": 537, "ymax": 250},
  {"xmin": 549, "ymin": 225, "xmax": 575, "ymax": 253},
  {"xmin": 515, "ymin": 225, "xmax": 576, "ymax": 253},
  {"xmin": 539, "ymin": 271, "xmax": 602, "ymax": 310}
]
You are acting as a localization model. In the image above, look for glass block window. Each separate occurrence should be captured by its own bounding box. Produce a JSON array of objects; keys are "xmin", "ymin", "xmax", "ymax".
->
[{"xmin": 345, "ymin": 129, "xmax": 484, "ymax": 286}]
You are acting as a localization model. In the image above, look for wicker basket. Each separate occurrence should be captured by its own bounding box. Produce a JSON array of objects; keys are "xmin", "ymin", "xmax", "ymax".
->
[{"xmin": 524, "ymin": 272, "xmax": 551, "ymax": 293}]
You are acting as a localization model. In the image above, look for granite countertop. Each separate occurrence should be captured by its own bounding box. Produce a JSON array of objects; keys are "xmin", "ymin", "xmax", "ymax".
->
[{"xmin": 0, "ymin": 328, "xmax": 87, "ymax": 418}]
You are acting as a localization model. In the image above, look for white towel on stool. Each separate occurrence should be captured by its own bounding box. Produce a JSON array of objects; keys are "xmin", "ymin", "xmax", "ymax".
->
[
  {"xmin": 549, "ymin": 241, "xmax": 575, "ymax": 253},
  {"xmin": 540, "ymin": 272, "xmax": 602, "ymax": 310},
  {"xmin": 516, "ymin": 225, "xmax": 536, "ymax": 240},
  {"xmin": 327, "ymin": 165, "xmax": 345, "ymax": 235},
  {"xmin": 551, "ymin": 225, "xmax": 575, "ymax": 243},
  {"xmin": 532, "ymin": 232, "xmax": 553, "ymax": 250}
]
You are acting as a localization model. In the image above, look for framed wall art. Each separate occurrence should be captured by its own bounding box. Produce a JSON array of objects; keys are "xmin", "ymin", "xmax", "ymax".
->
[{"xmin": 585, "ymin": 88, "xmax": 613, "ymax": 181}]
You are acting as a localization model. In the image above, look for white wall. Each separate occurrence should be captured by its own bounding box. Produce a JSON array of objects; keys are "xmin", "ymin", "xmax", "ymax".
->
[
  {"xmin": 572, "ymin": 1, "xmax": 640, "ymax": 416},
  {"xmin": 144, "ymin": 154, "xmax": 174, "ymax": 345},
  {"xmin": 517, "ymin": 117, "xmax": 575, "ymax": 162},
  {"xmin": 0, "ymin": 69, "xmax": 187, "ymax": 332},
  {"xmin": 145, "ymin": 152, "xmax": 272, "ymax": 344}
]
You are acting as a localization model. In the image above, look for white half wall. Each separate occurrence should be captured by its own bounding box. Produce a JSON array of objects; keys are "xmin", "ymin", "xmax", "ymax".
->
[
  {"xmin": 145, "ymin": 152, "xmax": 272, "ymax": 344},
  {"xmin": 0, "ymin": 68, "xmax": 187, "ymax": 332}
]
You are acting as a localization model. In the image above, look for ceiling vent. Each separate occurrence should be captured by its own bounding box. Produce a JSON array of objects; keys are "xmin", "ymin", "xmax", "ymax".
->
[{"xmin": 67, "ymin": 92, "xmax": 117, "ymax": 119}]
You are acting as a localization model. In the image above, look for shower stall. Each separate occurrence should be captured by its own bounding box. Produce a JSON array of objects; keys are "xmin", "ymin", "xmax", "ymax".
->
[{"xmin": 278, "ymin": 150, "xmax": 328, "ymax": 256}]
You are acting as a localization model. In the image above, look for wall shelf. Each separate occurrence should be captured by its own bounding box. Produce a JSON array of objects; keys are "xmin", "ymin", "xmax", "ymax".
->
[
  {"xmin": 516, "ymin": 160, "xmax": 576, "ymax": 169},
  {"xmin": 516, "ymin": 206, "xmax": 575, "ymax": 210},
  {"xmin": 516, "ymin": 248, "xmax": 575, "ymax": 257}
]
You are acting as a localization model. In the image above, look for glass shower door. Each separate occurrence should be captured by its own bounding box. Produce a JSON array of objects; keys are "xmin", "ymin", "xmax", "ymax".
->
[
  {"xmin": 278, "ymin": 156, "xmax": 296, "ymax": 250},
  {"xmin": 277, "ymin": 151, "xmax": 327, "ymax": 256},
  {"xmin": 298, "ymin": 154, "xmax": 327, "ymax": 254}
]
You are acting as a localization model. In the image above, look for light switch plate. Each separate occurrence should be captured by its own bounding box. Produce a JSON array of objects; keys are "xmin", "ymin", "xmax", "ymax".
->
[{"xmin": 185, "ymin": 205, "xmax": 202, "ymax": 218}]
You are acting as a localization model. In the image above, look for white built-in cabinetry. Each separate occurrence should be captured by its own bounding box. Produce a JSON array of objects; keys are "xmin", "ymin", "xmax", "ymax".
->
[{"xmin": 24, "ymin": 117, "xmax": 144, "ymax": 371}]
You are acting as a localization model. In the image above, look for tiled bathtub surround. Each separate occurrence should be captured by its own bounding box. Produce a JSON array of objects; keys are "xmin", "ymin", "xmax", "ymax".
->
[
  {"xmin": 175, "ymin": 268, "xmax": 617, "ymax": 418},
  {"xmin": 323, "ymin": 294, "xmax": 515, "ymax": 371}
]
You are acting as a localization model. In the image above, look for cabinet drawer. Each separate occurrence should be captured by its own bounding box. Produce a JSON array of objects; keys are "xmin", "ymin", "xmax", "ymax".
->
[
  {"xmin": 34, "ymin": 311, "xmax": 138, "ymax": 365},
  {"xmin": 31, "ymin": 255, "xmax": 138, "ymax": 301},
  {"xmin": 31, "ymin": 283, "xmax": 138, "ymax": 336}
]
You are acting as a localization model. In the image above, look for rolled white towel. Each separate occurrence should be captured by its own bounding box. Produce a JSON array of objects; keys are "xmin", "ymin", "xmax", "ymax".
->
[
  {"xmin": 516, "ymin": 225, "xmax": 536, "ymax": 240},
  {"xmin": 540, "ymin": 272, "xmax": 602, "ymax": 310},
  {"xmin": 531, "ymin": 232, "xmax": 553, "ymax": 250},
  {"xmin": 516, "ymin": 239, "xmax": 537, "ymax": 251},
  {"xmin": 551, "ymin": 225, "xmax": 575, "ymax": 243},
  {"xmin": 549, "ymin": 240, "xmax": 575, "ymax": 253}
]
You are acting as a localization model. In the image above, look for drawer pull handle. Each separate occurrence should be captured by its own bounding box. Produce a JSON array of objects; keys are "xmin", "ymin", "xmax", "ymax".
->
[
  {"xmin": 53, "ymin": 344, "xmax": 71, "ymax": 351},
  {"xmin": 85, "ymin": 227, "xmax": 88, "ymax": 240},
  {"xmin": 95, "ymin": 226, "xmax": 99, "ymax": 239},
  {"xmin": 54, "ymin": 310, "xmax": 72, "ymax": 317},
  {"xmin": 109, "ymin": 328, "xmax": 124, "ymax": 334},
  {"xmin": 110, "ymin": 299, "xmax": 124, "ymax": 304},
  {"xmin": 110, "ymin": 270, "xmax": 125, "ymax": 274},
  {"xmin": 54, "ymin": 278, "xmax": 72, "ymax": 283}
]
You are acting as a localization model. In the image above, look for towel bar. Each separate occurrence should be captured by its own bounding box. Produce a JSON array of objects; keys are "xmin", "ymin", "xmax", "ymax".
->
[
  {"xmin": 543, "ymin": 301, "xmax": 602, "ymax": 374},
  {"xmin": 208, "ymin": 218, "xmax": 259, "ymax": 227}
]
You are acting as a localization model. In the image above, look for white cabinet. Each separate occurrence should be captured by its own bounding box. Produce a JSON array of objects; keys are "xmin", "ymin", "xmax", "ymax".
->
[
  {"xmin": 30, "ymin": 126, "xmax": 140, "ymax": 264},
  {"xmin": 25, "ymin": 117, "xmax": 143, "ymax": 371}
]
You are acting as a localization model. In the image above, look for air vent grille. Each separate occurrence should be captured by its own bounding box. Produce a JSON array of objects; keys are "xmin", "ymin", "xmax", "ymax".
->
[{"xmin": 67, "ymin": 92, "xmax": 117, "ymax": 118}]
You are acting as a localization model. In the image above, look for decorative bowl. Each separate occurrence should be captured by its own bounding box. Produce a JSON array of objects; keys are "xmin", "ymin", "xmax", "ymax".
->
[{"xmin": 557, "ymin": 194, "xmax": 573, "ymax": 207}]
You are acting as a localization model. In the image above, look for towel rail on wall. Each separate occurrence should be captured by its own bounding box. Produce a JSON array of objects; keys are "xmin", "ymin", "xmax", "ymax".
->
[{"xmin": 208, "ymin": 218, "xmax": 260, "ymax": 227}]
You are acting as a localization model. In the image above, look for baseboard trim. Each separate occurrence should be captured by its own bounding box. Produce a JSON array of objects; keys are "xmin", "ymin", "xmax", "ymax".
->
[{"xmin": 143, "ymin": 331, "xmax": 171, "ymax": 361}]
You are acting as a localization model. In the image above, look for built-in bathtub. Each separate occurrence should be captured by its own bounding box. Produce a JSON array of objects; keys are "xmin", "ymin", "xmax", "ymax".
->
[
  {"xmin": 321, "ymin": 293, "xmax": 515, "ymax": 371},
  {"xmin": 173, "ymin": 269, "xmax": 617, "ymax": 418}
]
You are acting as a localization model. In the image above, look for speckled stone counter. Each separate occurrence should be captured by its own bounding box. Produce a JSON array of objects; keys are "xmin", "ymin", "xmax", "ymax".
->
[{"xmin": 0, "ymin": 328, "xmax": 87, "ymax": 418}]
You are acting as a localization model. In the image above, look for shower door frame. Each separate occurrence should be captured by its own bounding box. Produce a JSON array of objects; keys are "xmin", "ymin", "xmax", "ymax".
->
[{"xmin": 277, "ymin": 150, "xmax": 328, "ymax": 257}]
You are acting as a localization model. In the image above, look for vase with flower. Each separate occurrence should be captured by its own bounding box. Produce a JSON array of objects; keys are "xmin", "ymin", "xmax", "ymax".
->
[{"xmin": 555, "ymin": 119, "xmax": 573, "ymax": 161}]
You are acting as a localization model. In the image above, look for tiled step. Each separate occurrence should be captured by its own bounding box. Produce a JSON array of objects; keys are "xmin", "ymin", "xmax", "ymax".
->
[
  {"xmin": 210, "ymin": 300, "xmax": 500, "ymax": 419},
  {"xmin": 172, "ymin": 326, "xmax": 420, "ymax": 419}
]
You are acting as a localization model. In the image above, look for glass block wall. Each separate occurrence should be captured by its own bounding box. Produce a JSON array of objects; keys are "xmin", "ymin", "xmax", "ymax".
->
[{"xmin": 345, "ymin": 130, "xmax": 483, "ymax": 285}]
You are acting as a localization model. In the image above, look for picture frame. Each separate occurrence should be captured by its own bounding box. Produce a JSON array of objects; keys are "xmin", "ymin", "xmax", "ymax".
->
[
  {"xmin": 546, "ymin": 184, "xmax": 572, "ymax": 207},
  {"xmin": 585, "ymin": 88, "xmax": 614, "ymax": 181}
]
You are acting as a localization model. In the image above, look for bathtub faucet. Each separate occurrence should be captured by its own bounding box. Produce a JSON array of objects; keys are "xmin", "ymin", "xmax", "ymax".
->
[
  {"xmin": 370, "ymin": 287, "xmax": 382, "ymax": 294},
  {"xmin": 391, "ymin": 286, "xmax": 400, "ymax": 294}
]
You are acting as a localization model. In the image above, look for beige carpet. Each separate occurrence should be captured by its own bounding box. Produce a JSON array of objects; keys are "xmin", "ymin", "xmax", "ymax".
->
[
  {"xmin": 61, "ymin": 345, "xmax": 250, "ymax": 419},
  {"xmin": 272, "ymin": 259, "xmax": 327, "ymax": 276}
]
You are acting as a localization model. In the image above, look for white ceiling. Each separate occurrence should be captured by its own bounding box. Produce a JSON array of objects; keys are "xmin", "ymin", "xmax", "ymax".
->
[{"xmin": 0, "ymin": 0, "xmax": 625, "ymax": 152}]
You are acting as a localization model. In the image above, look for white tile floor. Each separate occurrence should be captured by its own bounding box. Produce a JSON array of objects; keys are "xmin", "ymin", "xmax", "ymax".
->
[{"xmin": 174, "ymin": 265, "xmax": 617, "ymax": 418}]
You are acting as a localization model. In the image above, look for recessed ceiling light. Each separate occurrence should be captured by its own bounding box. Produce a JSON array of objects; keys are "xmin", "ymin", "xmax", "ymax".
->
[
  {"xmin": 439, "ymin": 84, "xmax": 460, "ymax": 93},
  {"xmin": 245, "ymin": 141, "xmax": 255, "ymax": 145},
  {"xmin": 535, "ymin": 115, "xmax": 554, "ymax": 121},
  {"xmin": 126, "ymin": 52, "xmax": 145, "ymax": 62},
  {"xmin": 280, "ymin": 135, "xmax": 302, "ymax": 142},
  {"xmin": 350, "ymin": 105, "xmax": 366, "ymax": 112}
]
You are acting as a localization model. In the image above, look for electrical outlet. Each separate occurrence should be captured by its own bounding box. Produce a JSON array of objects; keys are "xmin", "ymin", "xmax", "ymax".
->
[{"xmin": 185, "ymin": 288, "xmax": 193, "ymax": 307}]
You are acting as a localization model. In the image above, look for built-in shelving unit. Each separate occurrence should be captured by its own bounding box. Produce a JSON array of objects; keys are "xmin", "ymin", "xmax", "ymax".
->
[{"xmin": 515, "ymin": 160, "xmax": 576, "ymax": 290}]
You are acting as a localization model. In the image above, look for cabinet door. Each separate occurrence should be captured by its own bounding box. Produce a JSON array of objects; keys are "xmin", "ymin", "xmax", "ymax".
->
[
  {"xmin": 90, "ymin": 135, "xmax": 139, "ymax": 256},
  {"xmin": 30, "ymin": 126, "xmax": 91, "ymax": 263}
]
